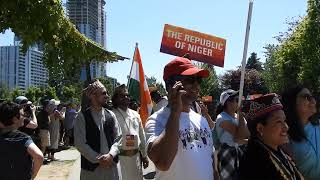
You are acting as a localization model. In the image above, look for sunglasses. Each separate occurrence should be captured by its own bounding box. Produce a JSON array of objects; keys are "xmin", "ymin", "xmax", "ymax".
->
[
  {"xmin": 96, "ymin": 91, "xmax": 108, "ymax": 96},
  {"xmin": 170, "ymin": 75, "xmax": 203, "ymax": 84},
  {"xmin": 183, "ymin": 76, "xmax": 203, "ymax": 84},
  {"xmin": 301, "ymin": 94, "xmax": 315, "ymax": 101}
]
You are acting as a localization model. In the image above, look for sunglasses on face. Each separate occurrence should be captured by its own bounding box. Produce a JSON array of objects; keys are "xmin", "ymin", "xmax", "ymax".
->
[
  {"xmin": 170, "ymin": 75, "xmax": 202, "ymax": 84},
  {"xmin": 96, "ymin": 91, "xmax": 108, "ymax": 96},
  {"xmin": 182, "ymin": 76, "xmax": 203, "ymax": 84},
  {"xmin": 301, "ymin": 94, "xmax": 315, "ymax": 101}
]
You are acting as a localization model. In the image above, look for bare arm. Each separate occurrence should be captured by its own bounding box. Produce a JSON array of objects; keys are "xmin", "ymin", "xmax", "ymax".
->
[
  {"xmin": 199, "ymin": 102, "xmax": 215, "ymax": 129},
  {"xmin": 148, "ymin": 111, "xmax": 181, "ymax": 171},
  {"xmin": 27, "ymin": 143, "xmax": 44, "ymax": 180},
  {"xmin": 219, "ymin": 112, "xmax": 249, "ymax": 142},
  {"xmin": 26, "ymin": 105, "xmax": 38, "ymax": 129},
  {"xmin": 147, "ymin": 81, "xmax": 185, "ymax": 171}
]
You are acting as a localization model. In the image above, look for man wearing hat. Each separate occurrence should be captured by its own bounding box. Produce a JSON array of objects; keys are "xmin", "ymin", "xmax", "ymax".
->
[
  {"xmin": 145, "ymin": 57, "xmax": 215, "ymax": 180},
  {"xmin": 15, "ymin": 96, "xmax": 38, "ymax": 135},
  {"xmin": 111, "ymin": 84, "xmax": 149, "ymax": 180},
  {"xmin": 74, "ymin": 80, "xmax": 122, "ymax": 180}
]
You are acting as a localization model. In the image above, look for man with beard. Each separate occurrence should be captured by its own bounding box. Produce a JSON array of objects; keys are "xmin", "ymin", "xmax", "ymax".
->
[
  {"xmin": 112, "ymin": 84, "xmax": 149, "ymax": 180},
  {"xmin": 145, "ymin": 57, "xmax": 215, "ymax": 180},
  {"xmin": 74, "ymin": 80, "xmax": 122, "ymax": 180}
]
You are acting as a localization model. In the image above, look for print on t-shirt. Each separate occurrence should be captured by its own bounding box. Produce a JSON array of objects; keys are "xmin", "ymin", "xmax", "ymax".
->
[{"xmin": 179, "ymin": 127, "xmax": 211, "ymax": 150}]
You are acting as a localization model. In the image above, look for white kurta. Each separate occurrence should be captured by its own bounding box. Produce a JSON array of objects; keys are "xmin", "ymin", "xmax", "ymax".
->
[{"xmin": 112, "ymin": 108, "xmax": 147, "ymax": 180}]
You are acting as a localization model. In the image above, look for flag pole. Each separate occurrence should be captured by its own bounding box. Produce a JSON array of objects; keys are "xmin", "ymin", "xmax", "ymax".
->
[
  {"xmin": 127, "ymin": 43, "xmax": 138, "ymax": 87},
  {"xmin": 238, "ymin": 0, "xmax": 253, "ymax": 107}
]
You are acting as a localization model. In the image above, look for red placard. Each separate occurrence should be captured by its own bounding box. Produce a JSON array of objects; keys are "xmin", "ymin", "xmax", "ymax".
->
[
  {"xmin": 202, "ymin": 96, "xmax": 213, "ymax": 103},
  {"xmin": 160, "ymin": 24, "xmax": 226, "ymax": 67}
]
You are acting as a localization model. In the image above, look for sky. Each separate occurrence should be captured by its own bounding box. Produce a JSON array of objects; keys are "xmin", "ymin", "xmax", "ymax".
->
[{"xmin": 0, "ymin": 0, "xmax": 308, "ymax": 85}]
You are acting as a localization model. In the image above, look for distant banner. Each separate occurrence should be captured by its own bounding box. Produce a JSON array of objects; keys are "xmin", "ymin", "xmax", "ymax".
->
[{"xmin": 160, "ymin": 24, "xmax": 226, "ymax": 67}]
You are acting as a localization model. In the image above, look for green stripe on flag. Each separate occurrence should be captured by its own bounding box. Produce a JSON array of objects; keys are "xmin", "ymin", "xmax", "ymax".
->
[{"xmin": 128, "ymin": 78, "xmax": 140, "ymax": 103}]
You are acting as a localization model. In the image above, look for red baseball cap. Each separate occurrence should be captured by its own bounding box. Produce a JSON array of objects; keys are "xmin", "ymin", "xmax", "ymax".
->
[{"xmin": 163, "ymin": 57, "xmax": 209, "ymax": 81}]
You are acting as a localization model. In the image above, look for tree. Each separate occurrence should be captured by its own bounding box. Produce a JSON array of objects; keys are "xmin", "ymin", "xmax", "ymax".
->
[
  {"xmin": 41, "ymin": 86, "xmax": 58, "ymax": 100},
  {"xmin": 0, "ymin": 84, "xmax": 10, "ymax": 100},
  {"xmin": 25, "ymin": 86, "xmax": 43, "ymax": 104},
  {"xmin": 10, "ymin": 88, "xmax": 23, "ymax": 101},
  {"xmin": 59, "ymin": 85, "xmax": 77, "ymax": 103},
  {"xmin": 262, "ymin": 0, "xmax": 320, "ymax": 96},
  {"xmin": 246, "ymin": 52, "xmax": 263, "ymax": 71},
  {"xmin": 146, "ymin": 76, "xmax": 166, "ymax": 95},
  {"xmin": 194, "ymin": 63, "xmax": 221, "ymax": 99},
  {"xmin": 0, "ymin": 0, "xmax": 127, "ymax": 86},
  {"xmin": 220, "ymin": 69, "xmax": 268, "ymax": 96},
  {"xmin": 262, "ymin": 44, "xmax": 282, "ymax": 93}
]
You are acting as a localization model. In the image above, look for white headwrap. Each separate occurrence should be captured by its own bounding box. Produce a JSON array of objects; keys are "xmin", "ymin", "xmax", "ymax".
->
[{"xmin": 83, "ymin": 80, "xmax": 105, "ymax": 97}]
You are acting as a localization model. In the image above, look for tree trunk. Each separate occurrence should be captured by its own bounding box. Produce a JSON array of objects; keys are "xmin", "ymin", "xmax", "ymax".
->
[{"xmin": 85, "ymin": 61, "xmax": 91, "ymax": 85}]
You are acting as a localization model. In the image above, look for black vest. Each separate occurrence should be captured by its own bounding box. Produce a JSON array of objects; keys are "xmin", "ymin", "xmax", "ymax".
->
[{"xmin": 81, "ymin": 108, "xmax": 118, "ymax": 171}]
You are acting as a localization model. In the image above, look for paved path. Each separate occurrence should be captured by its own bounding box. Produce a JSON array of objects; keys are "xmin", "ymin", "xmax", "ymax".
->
[
  {"xmin": 67, "ymin": 150, "xmax": 156, "ymax": 180},
  {"xmin": 35, "ymin": 148, "xmax": 80, "ymax": 180},
  {"xmin": 55, "ymin": 148, "xmax": 80, "ymax": 161}
]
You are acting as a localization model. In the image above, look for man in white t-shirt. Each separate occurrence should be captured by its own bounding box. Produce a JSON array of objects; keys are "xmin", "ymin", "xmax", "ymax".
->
[{"xmin": 145, "ymin": 57, "xmax": 215, "ymax": 180}]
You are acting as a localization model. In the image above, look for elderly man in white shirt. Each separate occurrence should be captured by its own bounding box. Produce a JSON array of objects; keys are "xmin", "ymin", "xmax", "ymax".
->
[{"xmin": 112, "ymin": 84, "xmax": 149, "ymax": 180}]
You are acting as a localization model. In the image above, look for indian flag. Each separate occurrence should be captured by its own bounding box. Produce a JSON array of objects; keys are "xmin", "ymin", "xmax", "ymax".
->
[{"xmin": 128, "ymin": 44, "xmax": 153, "ymax": 126}]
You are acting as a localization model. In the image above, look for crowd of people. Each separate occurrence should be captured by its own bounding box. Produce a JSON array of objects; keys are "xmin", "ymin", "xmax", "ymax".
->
[{"xmin": 1, "ymin": 56, "xmax": 320, "ymax": 180}]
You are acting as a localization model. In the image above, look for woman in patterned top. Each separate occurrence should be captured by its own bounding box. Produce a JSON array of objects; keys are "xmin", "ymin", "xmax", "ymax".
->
[{"xmin": 239, "ymin": 93, "xmax": 304, "ymax": 180}]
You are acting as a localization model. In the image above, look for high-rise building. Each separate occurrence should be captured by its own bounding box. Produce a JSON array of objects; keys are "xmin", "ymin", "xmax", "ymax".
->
[
  {"xmin": 0, "ymin": 44, "xmax": 48, "ymax": 91},
  {"xmin": 67, "ymin": 0, "xmax": 107, "ymax": 80}
]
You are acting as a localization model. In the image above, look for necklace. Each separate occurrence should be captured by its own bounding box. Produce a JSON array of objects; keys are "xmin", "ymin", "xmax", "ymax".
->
[{"xmin": 256, "ymin": 139, "xmax": 303, "ymax": 180}]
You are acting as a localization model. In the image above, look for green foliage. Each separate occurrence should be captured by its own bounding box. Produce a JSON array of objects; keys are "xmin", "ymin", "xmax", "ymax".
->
[
  {"xmin": 41, "ymin": 86, "xmax": 58, "ymax": 100},
  {"xmin": 146, "ymin": 76, "xmax": 166, "ymax": 95},
  {"xmin": 262, "ymin": 45, "xmax": 283, "ymax": 93},
  {"xmin": 25, "ymin": 86, "xmax": 43, "ymax": 104},
  {"xmin": 246, "ymin": 52, "xmax": 263, "ymax": 71},
  {"xmin": 195, "ymin": 63, "xmax": 221, "ymax": 99},
  {"xmin": 263, "ymin": 0, "xmax": 320, "ymax": 95},
  {"xmin": 0, "ymin": 0, "xmax": 126, "ymax": 84},
  {"xmin": 0, "ymin": 84, "xmax": 10, "ymax": 100},
  {"xmin": 59, "ymin": 85, "xmax": 77, "ymax": 103},
  {"xmin": 10, "ymin": 88, "xmax": 23, "ymax": 101}
]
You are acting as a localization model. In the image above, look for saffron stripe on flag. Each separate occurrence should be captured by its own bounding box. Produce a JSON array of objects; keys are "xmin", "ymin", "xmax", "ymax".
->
[{"xmin": 128, "ymin": 45, "xmax": 153, "ymax": 126}]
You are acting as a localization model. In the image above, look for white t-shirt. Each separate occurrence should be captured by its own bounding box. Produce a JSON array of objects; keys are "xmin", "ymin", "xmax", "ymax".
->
[
  {"xmin": 154, "ymin": 96, "xmax": 168, "ymax": 112},
  {"xmin": 145, "ymin": 107, "xmax": 214, "ymax": 180},
  {"xmin": 216, "ymin": 111, "xmax": 239, "ymax": 147}
]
